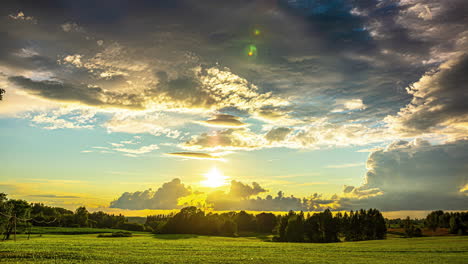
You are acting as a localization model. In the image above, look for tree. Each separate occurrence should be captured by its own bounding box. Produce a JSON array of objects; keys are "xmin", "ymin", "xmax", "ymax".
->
[
  {"xmin": 234, "ymin": 211, "xmax": 256, "ymax": 232},
  {"xmin": 0, "ymin": 193, "xmax": 10, "ymax": 235},
  {"xmin": 403, "ymin": 216, "xmax": 422, "ymax": 238},
  {"xmin": 256, "ymin": 213, "xmax": 277, "ymax": 233},
  {"xmin": 285, "ymin": 212, "xmax": 304, "ymax": 242},
  {"xmin": 449, "ymin": 214, "xmax": 465, "ymax": 235},
  {"xmin": 75, "ymin": 207, "xmax": 89, "ymax": 227},
  {"xmin": 2, "ymin": 198, "xmax": 31, "ymax": 240},
  {"xmin": 0, "ymin": 88, "xmax": 5, "ymax": 101},
  {"xmin": 426, "ymin": 210, "xmax": 443, "ymax": 232},
  {"xmin": 305, "ymin": 209, "xmax": 339, "ymax": 243}
]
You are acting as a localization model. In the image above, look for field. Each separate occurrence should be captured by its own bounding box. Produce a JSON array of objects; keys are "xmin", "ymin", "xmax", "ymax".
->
[{"xmin": 1, "ymin": 230, "xmax": 467, "ymax": 263}]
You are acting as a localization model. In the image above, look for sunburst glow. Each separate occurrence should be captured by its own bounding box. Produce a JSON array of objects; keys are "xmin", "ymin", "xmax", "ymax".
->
[{"xmin": 201, "ymin": 167, "xmax": 229, "ymax": 188}]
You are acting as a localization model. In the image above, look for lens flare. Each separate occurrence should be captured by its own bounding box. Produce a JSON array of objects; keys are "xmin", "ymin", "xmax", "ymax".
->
[{"xmin": 246, "ymin": 45, "xmax": 257, "ymax": 57}]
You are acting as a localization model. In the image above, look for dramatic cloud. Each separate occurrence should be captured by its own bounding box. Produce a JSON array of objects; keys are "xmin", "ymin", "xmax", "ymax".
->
[
  {"xmin": 2, "ymin": 0, "xmax": 468, "ymax": 213},
  {"xmin": 386, "ymin": 55, "xmax": 468, "ymax": 137},
  {"xmin": 9, "ymin": 76, "xmax": 144, "ymax": 109},
  {"xmin": 110, "ymin": 178, "xmax": 191, "ymax": 210},
  {"xmin": 111, "ymin": 179, "xmax": 338, "ymax": 211},
  {"xmin": 341, "ymin": 139, "xmax": 468, "ymax": 210}
]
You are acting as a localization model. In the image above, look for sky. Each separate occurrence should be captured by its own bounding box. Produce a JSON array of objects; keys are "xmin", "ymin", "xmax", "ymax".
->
[{"xmin": 0, "ymin": 0, "xmax": 467, "ymax": 215}]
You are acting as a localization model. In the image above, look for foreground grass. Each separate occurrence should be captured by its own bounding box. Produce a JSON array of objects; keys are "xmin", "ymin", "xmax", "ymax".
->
[{"xmin": 1, "ymin": 233, "xmax": 467, "ymax": 263}]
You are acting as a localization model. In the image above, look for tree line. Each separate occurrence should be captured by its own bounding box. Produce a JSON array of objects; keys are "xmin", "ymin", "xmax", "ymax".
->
[
  {"xmin": 1, "ymin": 193, "xmax": 147, "ymax": 240},
  {"xmin": 145, "ymin": 207, "xmax": 387, "ymax": 243},
  {"xmin": 2, "ymin": 193, "xmax": 467, "ymax": 242},
  {"xmin": 274, "ymin": 208, "xmax": 387, "ymax": 242},
  {"xmin": 425, "ymin": 210, "xmax": 468, "ymax": 235}
]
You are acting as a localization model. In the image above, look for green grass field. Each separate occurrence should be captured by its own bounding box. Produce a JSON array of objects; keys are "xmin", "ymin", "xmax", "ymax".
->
[
  {"xmin": 1, "ymin": 230, "xmax": 467, "ymax": 263},
  {"xmin": 27, "ymin": 226, "xmax": 129, "ymax": 235}
]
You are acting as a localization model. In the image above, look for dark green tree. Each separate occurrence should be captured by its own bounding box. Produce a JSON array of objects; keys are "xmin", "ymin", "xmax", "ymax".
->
[
  {"xmin": 285, "ymin": 212, "xmax": 304, "ymax": 242},
  {"xmin": 256, "ymin": 213, "xmax": 277, "ymax": 233},
  {"xmin": 75, "ymin": 207, "xmax": 89, "ymax": 227},
  {"xmin": 2, "ymin": 198, "xmax": 31, "ymax": 240}
]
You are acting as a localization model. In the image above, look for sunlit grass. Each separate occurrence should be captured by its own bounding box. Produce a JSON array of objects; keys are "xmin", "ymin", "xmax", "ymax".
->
[{"xmin": 1, "ymin": 232, "xmax": 467, "ymax": 263}]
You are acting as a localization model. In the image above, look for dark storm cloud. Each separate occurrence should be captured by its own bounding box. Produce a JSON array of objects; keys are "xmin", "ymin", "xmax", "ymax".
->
[
  {"xmin": 2, "ymin": 0, "xmax": 465, "ymax": 125},
  {"xmin": 341, "ymin": 139, "xmax": 468, "ymax": 210},
  {"xmin": 1, "ymin": 0, "xmax": 467, "ymax": 148},
  {"xmin": 387, "ymin": 54, "xmax": 468, "ymax": 136},
  {"xmin": 9, "ymin": 76, "xmax": 144, "ymax": 109},
  {"xmin": 110, "ymin": 178, "xmax": 191, "ymax": 210}
]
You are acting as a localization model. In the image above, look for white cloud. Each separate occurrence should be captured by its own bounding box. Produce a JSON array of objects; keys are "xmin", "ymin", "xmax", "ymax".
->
[
  {"xmin": 114, "ymin": 144, "xmax": 159, "ymax": 155},
  {"xmin": 332, "ymin": 99, "xmax": 366, "ymax": 112}
]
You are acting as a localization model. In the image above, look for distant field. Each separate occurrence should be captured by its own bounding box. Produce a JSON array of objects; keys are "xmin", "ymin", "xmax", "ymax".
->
[
  {"xmin": 1, "ymin": 231, "xmax": 467, "ymax": 263},
  {"xmin": 27, "ymin": 226, "xmax": 128, "ymax": 234}
]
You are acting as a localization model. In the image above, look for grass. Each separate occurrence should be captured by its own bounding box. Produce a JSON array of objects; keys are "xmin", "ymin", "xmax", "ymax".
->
[
  {"xmin": 27, "ymin": 226, "xmax": 129, "ymax": 235},
  {"xmin": 0, "ymin": 230, "xmax": 467, "ymax": 263}
]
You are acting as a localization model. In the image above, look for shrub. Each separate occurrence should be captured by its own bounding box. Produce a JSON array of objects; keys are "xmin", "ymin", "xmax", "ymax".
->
[{"xmin": 98, "ymin": 231, "xmax": 132, "ymax": 237}]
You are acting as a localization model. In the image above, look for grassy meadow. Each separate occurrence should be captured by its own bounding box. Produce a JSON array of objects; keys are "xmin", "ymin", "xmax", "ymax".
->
[{"xmin": 1, "ymin": 229, "xmax": 467, "ymax": 264}]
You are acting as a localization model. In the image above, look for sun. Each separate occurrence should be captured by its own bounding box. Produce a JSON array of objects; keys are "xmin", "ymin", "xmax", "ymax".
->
[{"xmin": 201, "ymin": 167, "xmax": 229, "ymax": 188}]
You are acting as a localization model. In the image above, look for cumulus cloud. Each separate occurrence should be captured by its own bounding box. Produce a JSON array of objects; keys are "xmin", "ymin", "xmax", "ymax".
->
[
  {"xmin": 229, "ymin": 181, "xmax": 267, "ymax": 199},
  {"xmin": 110, "ymin": 179, "xmax": 338, "ymax": 211},
  {"xmin": 386, "ymin": 54, "xmax": 468, "ymax": 137},
  {"xmin": 110, "ymin": 178, "xmax": 192, "ymax": 210},
  {"xmin": 206, "ymin": 189, "xmax": 338, "ymax": 212},
  {"xmin": 340, "ymin": 139, "xmax": 468, "ymax": 210},
  {"xmin": 196, "ymin": 114, "xmax": 247, "ymax": 128}
]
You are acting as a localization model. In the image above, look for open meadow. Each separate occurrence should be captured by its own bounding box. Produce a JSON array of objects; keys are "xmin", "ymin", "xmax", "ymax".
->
[{"xmin": 1, "ymin": 230, "xmax": 467, "ymax": 264}]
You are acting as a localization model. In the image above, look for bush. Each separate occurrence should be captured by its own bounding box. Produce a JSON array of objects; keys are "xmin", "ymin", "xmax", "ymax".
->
[{"xmin": 98, "ymin": 231, "xmax": 132, "ymax": 237}]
